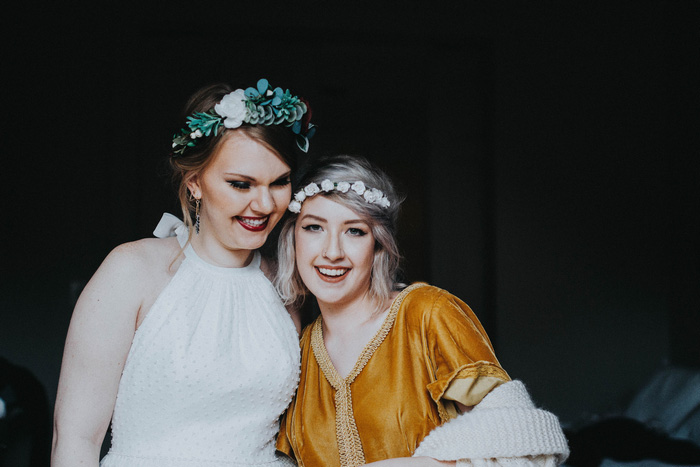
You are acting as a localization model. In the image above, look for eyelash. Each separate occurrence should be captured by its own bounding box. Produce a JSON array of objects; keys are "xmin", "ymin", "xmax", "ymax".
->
[
  {"xmin": 228, "ymin": 179, "xmax": 291, "ymax": 190},
  {"xmin": 300, "ymin": 225, "xmax": 367, "ymax": 237},
  {"xmin": 348, "ymin": 228, "xmax": 367, "ymax": 237},
  {"xmin": 228, "ymin": 181, "xmax": 250, "ymax": 190}
]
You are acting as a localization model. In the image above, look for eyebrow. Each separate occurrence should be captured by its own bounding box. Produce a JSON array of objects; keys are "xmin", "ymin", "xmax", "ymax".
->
[
  {"xmin": 224, "ymin": 171, "xmax": 292, "ymax": 182},
  {"xmin": 299, "ymin": 214, "xmax": 368, "ymax": 225}
]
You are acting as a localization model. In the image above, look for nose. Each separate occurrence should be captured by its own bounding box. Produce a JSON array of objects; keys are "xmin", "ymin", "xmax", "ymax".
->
[
  {"xmin": 251, "ymin": 187, "xmax": 275, "ymax": 215},
  {"xmin": 323, "ymin": 232, "xmax": 345, "ymax": 261}
]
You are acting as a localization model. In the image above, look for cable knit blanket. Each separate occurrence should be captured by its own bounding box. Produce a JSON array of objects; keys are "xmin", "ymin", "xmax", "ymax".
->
[{"xmin": 413, "ymin": 381, "xmax": 569, "ymax": 466}]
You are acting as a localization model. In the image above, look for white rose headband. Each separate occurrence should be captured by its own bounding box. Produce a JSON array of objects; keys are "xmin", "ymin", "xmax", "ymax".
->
[{"xmin": 288, "ymin": 179, "xmax": 391, "ymax": 213}]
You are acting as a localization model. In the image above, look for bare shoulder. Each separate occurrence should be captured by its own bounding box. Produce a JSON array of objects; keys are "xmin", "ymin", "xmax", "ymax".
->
[
  {"xmin": 80, "ymin": 237, "xmax": 183, "ymax": 323},
  {"xmin": 106, "ymin": 237, "xmax": 182, "ymax": 273}
]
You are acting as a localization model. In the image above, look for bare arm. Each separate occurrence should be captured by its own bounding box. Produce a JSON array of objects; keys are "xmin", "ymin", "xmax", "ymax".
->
[{"xmin": 52, "ymin": 243, "xmax": 148, "ymax": 466}]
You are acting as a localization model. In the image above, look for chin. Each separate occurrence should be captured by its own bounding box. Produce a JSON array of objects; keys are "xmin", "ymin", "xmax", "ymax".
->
[{"xmin": 233, "ymin": 229, "xmax": 272, "ymax": 248}]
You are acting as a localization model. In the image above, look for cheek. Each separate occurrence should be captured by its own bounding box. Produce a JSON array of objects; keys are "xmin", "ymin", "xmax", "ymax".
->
[
  {"xmin": 204, "ymin": 184, "xmax": 237, "ymax": 210},
  {"xmin": 356, "ymin": 243, "xmax": 376, "ymax": 274},
  {"xmin": 294, "ymin": 236, "xmax": 312, "ymax": 265},
  {"xmin": 273, "ymin": 188, "xmax": 292, "ymax": 212}
]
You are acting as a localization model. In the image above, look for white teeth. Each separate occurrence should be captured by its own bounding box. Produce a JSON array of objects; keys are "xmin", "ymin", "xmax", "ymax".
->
[
  {"xmin": 239, "ymin": 217, "xmax": 267, "ymax": 227},
  {"xmin": 318, "ymin": 267, "xmax": 348, "ymax": 277}
]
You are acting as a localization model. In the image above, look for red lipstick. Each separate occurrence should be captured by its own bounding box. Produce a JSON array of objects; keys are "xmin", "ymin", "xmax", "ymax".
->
[{"xmin": 236, "ymin": 216, "xmax": 269, "ymax": 232}]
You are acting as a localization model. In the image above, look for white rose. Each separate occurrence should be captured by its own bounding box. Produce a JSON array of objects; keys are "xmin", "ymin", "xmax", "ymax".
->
[
  {"xmin": 377, "ymin": 196, "xmax": 390, "ymax": 208},
  {"xmin": 294, "ymin": 191, "xmax": 307, "ymax": 202},
  {"xmin": 351, "ymin": 181, "xmax": 366, "ymax": 195},
  {"xmin": 364, "ymin": 190, "xmax": 378, "ymax": 203},
  {"xmin": 336, "ymin": 182, "xmax": 351, "ymax": 193},
  {"xmin": 321, "ymin": 179, "xmax": 334, "ymax": 192},
  {"xmin": 288, "ymin": 201, "xmax": 302, "ymax": 213},
  {"xmin": 215, "ymin": 89, "xmax": 248, "ymax": 129},
  {"xmin": 304, "ymin": 183, "xmax": 320, "ymax": 196}
]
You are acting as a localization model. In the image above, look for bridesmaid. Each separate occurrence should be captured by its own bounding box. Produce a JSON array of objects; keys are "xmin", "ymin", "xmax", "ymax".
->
[{"xmin": 275, "ymin": 155, "xmax": 569, "ymax": 467}]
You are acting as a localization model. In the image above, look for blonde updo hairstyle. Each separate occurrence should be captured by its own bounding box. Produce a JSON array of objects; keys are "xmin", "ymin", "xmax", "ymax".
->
[
  {"xmin": 169, "ymin": 83, "xmax": 300, "ymax": 234},
  {"xmin": 275, "ymin": 155, "xmax": 404, "ymax": 308}
]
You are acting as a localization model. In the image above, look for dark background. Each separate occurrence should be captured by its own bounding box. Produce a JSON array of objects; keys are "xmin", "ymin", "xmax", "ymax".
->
[{"xmin": 1, "ymin": 0, "xmax": 698, "ymax": 442}]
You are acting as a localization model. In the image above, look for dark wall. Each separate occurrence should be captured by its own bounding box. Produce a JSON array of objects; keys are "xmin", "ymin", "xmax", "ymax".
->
[
  {"xmin": 1, "ymin": 2, "xmax": 698, "ymax": 427},
  {"xmin": 487, "ymin": 3, "xmax": 700, "ymax": 420}
]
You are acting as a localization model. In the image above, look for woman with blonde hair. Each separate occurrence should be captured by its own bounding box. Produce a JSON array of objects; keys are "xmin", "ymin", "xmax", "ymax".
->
[
  {"xmin": 52, "ymin": 79, "xmax": 314, "ymax": 467},
  {"xmin": 275, "ymin": 155, "xmax": 569, "ymax": 467}
]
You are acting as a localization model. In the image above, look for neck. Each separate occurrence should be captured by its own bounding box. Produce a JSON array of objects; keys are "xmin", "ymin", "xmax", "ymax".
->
[
  {"xmin": 318, "ymin": 292, "xmax": 388, "ymax": 337},
  {"xmin": 189, "ymin": 230, "xmax": 254, "ymax": 268}
]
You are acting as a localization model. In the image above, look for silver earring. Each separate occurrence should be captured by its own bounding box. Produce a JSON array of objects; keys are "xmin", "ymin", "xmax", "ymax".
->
[{"xmin": 195, "ymin": 199, "xmax": 201, "ymax": 234}]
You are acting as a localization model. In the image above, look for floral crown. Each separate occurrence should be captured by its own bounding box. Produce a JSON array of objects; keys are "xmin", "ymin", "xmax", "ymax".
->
[
  {"xmin": 288, "ymin": 179, "xmax": 391, "ymax": 213},
  {"xmin": 171, "ymin": 78, "xmax": 316, "ymax": 157}
]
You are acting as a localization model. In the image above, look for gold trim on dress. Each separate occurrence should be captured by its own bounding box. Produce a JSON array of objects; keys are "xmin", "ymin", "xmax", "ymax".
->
[{"xmin": 310, "ymin": 283, "xmax": 427, "ymax": 467}]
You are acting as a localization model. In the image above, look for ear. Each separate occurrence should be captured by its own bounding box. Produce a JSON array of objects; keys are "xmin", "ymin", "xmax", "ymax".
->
[{"xmin": 185, "ymin": 173, "xmax": 202, "ymax": 199}]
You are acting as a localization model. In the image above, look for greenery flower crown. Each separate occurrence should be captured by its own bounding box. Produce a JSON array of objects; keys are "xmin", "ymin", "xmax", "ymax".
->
[
  {"xmin": 288, "ymin": 180, "xmax": 391, "ymax": 213},
  {"xmin": 171, "ymin": 78, "xmax": 316, "ymax": 157}
]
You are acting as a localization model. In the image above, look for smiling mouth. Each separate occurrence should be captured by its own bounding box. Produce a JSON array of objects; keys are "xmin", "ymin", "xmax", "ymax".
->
[
  {"xmin": 316, "ymin": 267, "xmax": 349, "ymax": 282},
  {"xmin": 236, "ymin": 216, "xmax": 269, "ymax": 232}
]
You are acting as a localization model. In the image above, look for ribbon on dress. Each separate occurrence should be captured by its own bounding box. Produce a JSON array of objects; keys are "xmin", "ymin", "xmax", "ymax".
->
[{"xmin": 153, "ymin": 213, "xmax": 189, "ymax": 239}]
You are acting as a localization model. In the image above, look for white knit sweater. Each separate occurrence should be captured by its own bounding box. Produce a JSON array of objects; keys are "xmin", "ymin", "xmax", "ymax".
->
[{"xmin": 413, "ymin": 381, "xmax": 569, "ymax": 466}]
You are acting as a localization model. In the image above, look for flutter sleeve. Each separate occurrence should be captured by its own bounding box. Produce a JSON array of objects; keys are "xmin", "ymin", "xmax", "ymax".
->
[{"xmin": 417, "ymin": 287, "xmax": 510, "ymax": 415}]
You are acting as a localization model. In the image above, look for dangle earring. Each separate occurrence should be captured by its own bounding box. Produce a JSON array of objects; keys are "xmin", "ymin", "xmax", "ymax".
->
[{"xmin": 195, "ymin": 199, "xmax": 201, "ymax": 234}]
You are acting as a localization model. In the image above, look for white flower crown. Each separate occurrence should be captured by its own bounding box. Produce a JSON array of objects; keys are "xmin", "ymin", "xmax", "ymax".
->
[{"xmin": 288, "ymin": 179, "xmax": 391, "ymax": 213}]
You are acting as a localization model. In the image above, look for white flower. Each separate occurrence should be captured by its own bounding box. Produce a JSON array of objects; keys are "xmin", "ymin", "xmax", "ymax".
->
[
  {"xmin": 304, "ymin": 183, "xmax": 321, "ymax": 196},
  {"xmin": 377, "ymin": 196, "xmax": 391, "ymax": 208},
  {"xmin": 336, "ymin": 181, "xmax": 351, "ymax": 193},
  {"xmin": 294, "ymin": 191, "xmax": 307, "ymax": 202},
  {"xmin": 288, "ymin": 200, "xmax": 302, "ymax": 213},
  {"xmin": 364, "ymin": 189, "xmax": 379, "ymax": 203},
  {"xmin": 215, "ymin": 89, "xmax": 248, "ymax": 129},
  {"xmin": 321, "ymin": 179, "xmax": 334, "ymax": 192},
  {"xmin": 190, "ymin": 129, "xmax": 203, "ymax": 139},
  {"xmin": 351, "ymin": 181, "xmax": 366, "ymax": 195},
  {"xmin": 172, "ymin": 142, "xmax": 177, "ymax": 148}
]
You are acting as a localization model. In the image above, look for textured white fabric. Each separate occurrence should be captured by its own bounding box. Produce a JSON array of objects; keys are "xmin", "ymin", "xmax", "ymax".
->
[
  {"xmin": 100, "ymin": 215, "xmax": 300, "ymax": 467},
  {"xmin": 456, "ymin": 455, "xmax": 557, "ymax": 467},
  {"xmin": 415, "ymin": 381, "xmax": 569, "ymax": 465}
]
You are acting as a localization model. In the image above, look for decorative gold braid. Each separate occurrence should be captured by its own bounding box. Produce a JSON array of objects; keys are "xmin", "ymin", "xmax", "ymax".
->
[
  {"xmin": 335, "ymin": 384, "xmax": 365, "ymax": 467},
  {"xmin": 310, "ymin": 283, "xmax": 427, "ymax": 467}
]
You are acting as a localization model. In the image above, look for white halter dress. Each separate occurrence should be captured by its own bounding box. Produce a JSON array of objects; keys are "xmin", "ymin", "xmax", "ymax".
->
[{"xmin": 100, "ymin": 214, "xmax": 300, "ymax": 467}]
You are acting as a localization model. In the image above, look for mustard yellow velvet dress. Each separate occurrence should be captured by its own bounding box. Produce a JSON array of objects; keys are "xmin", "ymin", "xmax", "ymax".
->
[{"xmin": 276, "ymin": 283, "xmax": 511, "ymax": 467}]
